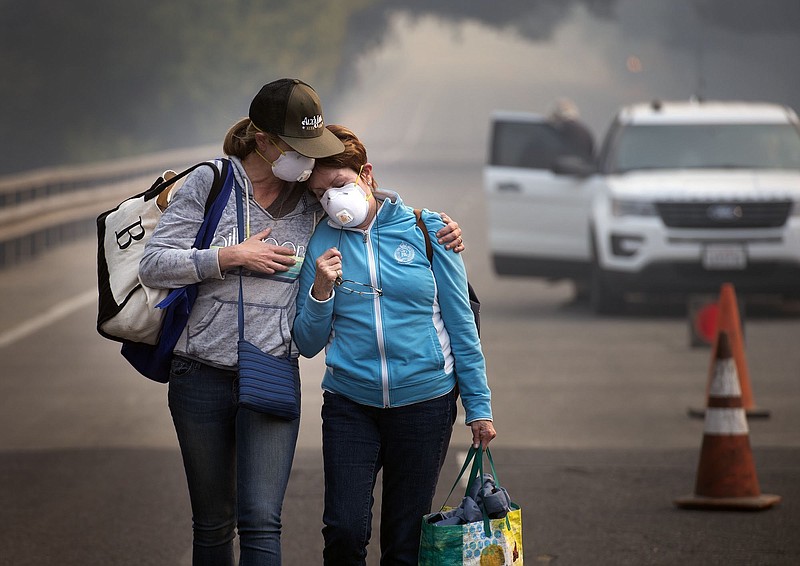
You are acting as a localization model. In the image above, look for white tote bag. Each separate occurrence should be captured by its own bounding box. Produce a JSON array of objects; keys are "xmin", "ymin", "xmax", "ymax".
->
[{"xmin": 96, "ymin": 161, "xmax": 225, "ymax": 344}]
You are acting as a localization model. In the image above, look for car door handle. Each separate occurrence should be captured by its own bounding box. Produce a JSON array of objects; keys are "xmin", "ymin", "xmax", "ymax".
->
[{"xmin": 497, "ymin": 182, "xmax": 522, "ymax": 192}]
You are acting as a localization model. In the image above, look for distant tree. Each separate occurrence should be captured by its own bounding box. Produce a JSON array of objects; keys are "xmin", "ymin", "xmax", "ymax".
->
[{"xmin": 0, "ymin": 0, "xmax": 365, "ymax": 173}]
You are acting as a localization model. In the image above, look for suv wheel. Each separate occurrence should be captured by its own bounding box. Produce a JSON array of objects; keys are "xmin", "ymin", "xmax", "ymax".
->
[
  {"xmin": 590, "ymin": 234, "xmax": 625, "ymax": 314},
  {"xmin": 590, "ymin": 263, "xmax": 624, "ymax": 314}
]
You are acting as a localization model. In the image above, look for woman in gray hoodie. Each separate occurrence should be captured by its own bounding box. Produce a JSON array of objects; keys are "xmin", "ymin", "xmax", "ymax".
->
[{"xmin": 139, "ymin": 79, "xmax": 464, "ymax": 566}]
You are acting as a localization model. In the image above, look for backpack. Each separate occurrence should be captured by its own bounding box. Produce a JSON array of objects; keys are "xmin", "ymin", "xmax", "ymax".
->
[
  {"xmin": 96, "ymin": 158, "xmax": 234, "ymax": 382},
  {"xmin": 414, "ymin": 209, "xmax": 481, "ymax": 336}
]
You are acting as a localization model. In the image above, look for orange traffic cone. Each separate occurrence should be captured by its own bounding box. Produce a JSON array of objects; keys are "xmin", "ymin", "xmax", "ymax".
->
[
  {"xmin": 688, "ymin": 283, "xmax": 770, "ymax": 419},
  {"xmin": 675, "ymin": 332, "xmax": 780, "ymax": 511}
]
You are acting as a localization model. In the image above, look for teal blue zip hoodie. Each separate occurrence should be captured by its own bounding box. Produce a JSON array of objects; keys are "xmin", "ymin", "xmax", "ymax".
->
[{"xmin": 293, "ymin": 189, "xmax": 492, "ymax": 424}]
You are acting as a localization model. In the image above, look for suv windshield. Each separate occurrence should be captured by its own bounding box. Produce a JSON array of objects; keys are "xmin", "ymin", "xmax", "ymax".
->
[{"xmin": 609, "ymin": 123, "xmax": 800, "ymax": 173}]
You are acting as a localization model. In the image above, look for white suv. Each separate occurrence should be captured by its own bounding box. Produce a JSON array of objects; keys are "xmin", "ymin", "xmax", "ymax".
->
[{"xmin": 484, "ymin": 100, "xmax": 800, "ymax": 313}]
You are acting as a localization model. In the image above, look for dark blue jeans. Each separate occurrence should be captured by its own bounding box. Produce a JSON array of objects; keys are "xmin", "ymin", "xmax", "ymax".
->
[
  {"xmin": 168, "ymin": 356, "xmax": 300, "ymax": 566},
  {"xmin": 321, "ymin": 388, "xmax": 457, "ymax": 566}
]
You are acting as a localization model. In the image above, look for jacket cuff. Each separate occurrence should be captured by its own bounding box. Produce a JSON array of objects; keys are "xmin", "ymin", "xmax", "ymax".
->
[
  {"xmin": 306, "ymin": 287, "xmax": 335, "ymax": 314},
  {"xmin": 196, "ymin": 248, "xmax": 223, "ymax": 280}
]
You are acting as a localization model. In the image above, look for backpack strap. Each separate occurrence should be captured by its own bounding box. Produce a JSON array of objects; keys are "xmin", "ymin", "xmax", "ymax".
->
[
  {"xmin": 414, "ymin": 208, "xmax": 481, "ymax": 336},
  {"xmin": 204, "ymin": 158, "xmax": 231, "ymax": 215},
  {"xmin": 148, "ymin": 159, "xmax": 226, "ymax": 214},
  {"xmin": 414, "ymin": 208, "xmax": 433, "ymax": 264}
]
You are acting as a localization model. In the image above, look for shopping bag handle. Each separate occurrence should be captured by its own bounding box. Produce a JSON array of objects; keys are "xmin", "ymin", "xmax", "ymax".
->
[
  {"xmin": 483, "ymin": 448, "xmax": 514, "ymax": 531},
  {"xmin": 441, "ymin": 446, "xmax": 506, "ymax": 504},
  {"xmin": 440, "ymin": 445, "xmax": 476, "ymax": 507},
  {"xmin": 439, "ymin": 446, "xmax": 509, "ymax": 537}
]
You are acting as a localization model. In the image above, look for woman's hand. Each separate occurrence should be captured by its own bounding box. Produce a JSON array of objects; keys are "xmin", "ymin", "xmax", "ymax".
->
[
  {"xmin": 469, "ymin": 420, "xmax": 496, "ymax": 449},
  {"xmin": 218, "ymin": 228, "xmax": 296, "ymax": 274},
  {"xmin": 437, "ymin": 212, "xmax": 465, "ymax": 253},
  {"xmin": 311, "ymin": 247, "xmax": 343, "ymax": 301}
]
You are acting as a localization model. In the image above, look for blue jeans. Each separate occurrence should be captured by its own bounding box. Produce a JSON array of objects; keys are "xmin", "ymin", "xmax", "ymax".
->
[
  {"xmin": 321, "ymin": 389, "xmax": 457, "ymax": 566},
  {"xmin": 168, "ymin": 356, "xmax": 300, "ymax": 566}
]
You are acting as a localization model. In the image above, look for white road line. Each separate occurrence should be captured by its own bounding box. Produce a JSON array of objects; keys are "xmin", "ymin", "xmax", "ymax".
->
[{"xmin": 0, "ymin": 289, "xmax": 96, "ymax": 348}]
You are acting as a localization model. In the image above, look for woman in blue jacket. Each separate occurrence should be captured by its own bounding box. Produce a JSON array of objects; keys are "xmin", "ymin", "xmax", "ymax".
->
[{"xmin": 294, "ymin": 125, "xmax": 496, "ymax": 565}]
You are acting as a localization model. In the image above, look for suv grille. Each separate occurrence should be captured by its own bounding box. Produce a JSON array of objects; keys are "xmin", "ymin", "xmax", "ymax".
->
[{"xmin": 656, "ymin": 201, "xmax": 793, "ymax": 228}]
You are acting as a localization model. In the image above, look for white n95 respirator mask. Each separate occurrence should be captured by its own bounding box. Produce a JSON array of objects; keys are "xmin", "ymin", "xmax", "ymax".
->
[
  {"xmin": 256, "ymin": 145, "xmax": 315, "ymax": 183},
  {"xmin": 321, "ymin": 182, "xmax": 371, "ymax": 227},
  {"xmin": 269, "ymin": 150, "xmax": 314, "ymax": 182}
]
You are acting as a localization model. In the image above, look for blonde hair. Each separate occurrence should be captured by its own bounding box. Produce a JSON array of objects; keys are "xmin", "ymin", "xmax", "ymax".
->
[
  {"xmin": 222, "ymin": 117, "xmax": 281, "ymax": 159},
  {"xmin": 314, "ymin": 125, "xmax": 377, "ymax": 188}
]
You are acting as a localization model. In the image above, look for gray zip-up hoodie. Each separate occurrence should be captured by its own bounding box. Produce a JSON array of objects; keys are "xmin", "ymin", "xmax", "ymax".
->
[{"xmin": 139, "ymin": 157, "xmax": 323, "ymax": 368}]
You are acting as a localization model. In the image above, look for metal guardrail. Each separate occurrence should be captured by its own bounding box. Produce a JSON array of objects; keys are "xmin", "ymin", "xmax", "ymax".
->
[{"xmin": 0, "ymin": 145, "xmax": 220, "ymax": 269}]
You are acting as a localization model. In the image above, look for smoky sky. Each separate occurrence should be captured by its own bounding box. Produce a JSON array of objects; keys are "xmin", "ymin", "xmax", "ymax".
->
[
  {"xmin": 1, "ymin": 0, "xmax": 799, "ymax": 174},
  {"xmin": 329, "ymin": 0, "xmax": 800, "ymax": 161},
  {"xmin": 696, "ymin": 0, "xmax": 800, "ymax": 34},
  {"xmin": 342, "ymin": 0, "xmax": 800, "ymax": 73}
]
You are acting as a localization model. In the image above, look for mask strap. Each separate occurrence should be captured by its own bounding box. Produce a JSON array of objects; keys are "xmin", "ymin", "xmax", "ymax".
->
[
  {"xmin": 270, "ymin": 139, "xmax": 287, "ymax": 156},
  {"xmin": 357, "ymin": 164, "xmax": 372, "ymax": 200},
  {"xmin": 254, "ymin": 148, "xmax": 274, "ymax": 167},
  {"xmin": 250, "ymin": 122, "xmax": 285, "ymax": 165}
]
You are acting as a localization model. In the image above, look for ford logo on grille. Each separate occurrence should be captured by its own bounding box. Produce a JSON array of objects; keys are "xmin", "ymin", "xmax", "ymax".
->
[{"xmin": 707, "ymin": 204, "xmax": 743, "ymax": 221}]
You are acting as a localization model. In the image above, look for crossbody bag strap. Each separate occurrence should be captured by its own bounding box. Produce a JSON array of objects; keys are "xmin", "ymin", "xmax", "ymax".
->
[
  {"xmin": 234, "ymin": 176, "xmax": 246, "ymax": 343},
  {"xmin": 232, "ymin": 176, "xmax": 293, "ymax": 358}
]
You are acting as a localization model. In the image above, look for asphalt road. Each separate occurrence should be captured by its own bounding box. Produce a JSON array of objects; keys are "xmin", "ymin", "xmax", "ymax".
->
[{"xmin": 1, "ymin": 159, "xmax": 799, "ymax": 565}]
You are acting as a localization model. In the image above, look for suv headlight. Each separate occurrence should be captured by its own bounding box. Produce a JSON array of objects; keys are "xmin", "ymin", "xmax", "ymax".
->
[{"xmin": 611, "ymin": 199, "xmax": 657, "ymax": 217}]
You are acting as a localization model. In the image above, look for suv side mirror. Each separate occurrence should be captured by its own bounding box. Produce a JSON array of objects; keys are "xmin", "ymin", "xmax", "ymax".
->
[{"xmin": 551, "ymin": 155, "xmax": 595, "ymax": 178}]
